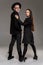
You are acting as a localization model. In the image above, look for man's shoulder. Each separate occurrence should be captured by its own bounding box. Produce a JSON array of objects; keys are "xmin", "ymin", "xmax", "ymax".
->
[
  {"xmin": 11, "ymin": 12, "xmax": 15, "ymax": 16},
  {"xmin": 11, "ymin": 11, "xmax": 19, "ymax": 16}
]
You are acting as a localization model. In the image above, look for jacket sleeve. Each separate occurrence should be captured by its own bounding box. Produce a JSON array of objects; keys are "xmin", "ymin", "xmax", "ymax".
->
[
  {"xmin": 14, "ymin": 15, "xmax": 23, "ymax": 25},
  {"xmin": 11, "ymin": 14, "xmax": 21, "ymax": 31},
  {"xmin": 17, "ymin": 19, "xmax": 24, "ymax": 25}
]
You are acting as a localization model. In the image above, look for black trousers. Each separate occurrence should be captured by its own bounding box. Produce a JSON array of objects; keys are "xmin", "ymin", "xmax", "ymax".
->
[
  {"xmin": 8, "ymin": 33, "xmax": 22, "ymax": 57},
  {"xmin": 23, "ymin": 43, "xmax": 37, "ymax": 57}
]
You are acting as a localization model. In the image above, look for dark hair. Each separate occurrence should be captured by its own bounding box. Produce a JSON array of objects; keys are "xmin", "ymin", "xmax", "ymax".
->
[
  {"xmin": 26, "ymin": 9, "xmax": 34, "ymax": 31},
  {"xmin": 11, "ymin": 2, "xmax": 21, "ymax": 11}
]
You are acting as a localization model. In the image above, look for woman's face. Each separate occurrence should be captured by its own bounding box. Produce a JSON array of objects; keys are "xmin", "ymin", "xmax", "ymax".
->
[{"xmin": 25, "ymin": 10, "xmax": 30, "ymax": 17}]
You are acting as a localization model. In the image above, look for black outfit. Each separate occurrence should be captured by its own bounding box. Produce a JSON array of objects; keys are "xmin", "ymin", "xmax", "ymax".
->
[
  {"xmin": 22, "ymin": 17, "xmax": 37, "ymax": 59},
  {"xmin": 8, "ymin": 10, "xmax": 23, "ymax": 61}
]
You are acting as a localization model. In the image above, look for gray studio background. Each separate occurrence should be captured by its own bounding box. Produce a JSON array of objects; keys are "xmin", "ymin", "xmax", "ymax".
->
[{"xmin": 0, "ymin": 0, "xmax": 43, "ymax": 49}]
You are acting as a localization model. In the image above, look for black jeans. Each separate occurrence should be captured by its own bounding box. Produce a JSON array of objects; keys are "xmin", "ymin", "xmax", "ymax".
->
[{"xmin": 8, "ymin": 33, "xmax": 22, "ymax": 57}]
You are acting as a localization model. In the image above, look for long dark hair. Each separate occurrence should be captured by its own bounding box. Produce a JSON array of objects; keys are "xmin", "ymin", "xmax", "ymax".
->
[
  {"xmin": 26, "ymin": 9, "xmax": 34, "ymax": 31},
  {"xmin": 26, "ymin": 9, "xmax": 33, "ymax": 19}
]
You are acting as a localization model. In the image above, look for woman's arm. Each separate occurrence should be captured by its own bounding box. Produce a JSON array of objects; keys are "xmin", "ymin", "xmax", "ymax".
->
[
  {"xmin": 23, "ymin": 19, "xmax": 32, "ymax": 26},
  {"xmin": 15, "ymin": 15, "xmax": 24, "ymax": 25}
]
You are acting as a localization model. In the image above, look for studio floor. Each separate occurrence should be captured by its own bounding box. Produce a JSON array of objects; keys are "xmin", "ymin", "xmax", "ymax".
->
[{"xmin": 0, "ymin": 46, "xmax": 43, "ymax": 65}]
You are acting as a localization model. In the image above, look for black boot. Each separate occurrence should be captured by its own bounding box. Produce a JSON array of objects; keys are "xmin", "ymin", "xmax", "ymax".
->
[
  {"xmin": 19, "ymin": 55, "xmax": 23, "ymax": 62},
  {"xmin": 8, "ymin": 52, "xmax": 14, "ymax": 60},
  {"xmin": 33, "ymin": 55, "xmax": 38, "ymax": 60},
  {"xmin": 23, "ymin": 57, "xmax": 27, "ymax": 62},
  {"xmin": 8, "ymin": 56, "xmax": 14, "ymax": 60}
]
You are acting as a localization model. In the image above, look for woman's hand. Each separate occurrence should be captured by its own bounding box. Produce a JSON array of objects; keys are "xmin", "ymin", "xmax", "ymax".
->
[{"xmin": 15, "ymin": 15, "xmax": 19, "ymax": 19}]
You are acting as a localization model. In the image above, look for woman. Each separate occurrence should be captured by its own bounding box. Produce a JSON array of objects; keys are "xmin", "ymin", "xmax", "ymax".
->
[{"xmin": 22, "ymin": 9, "xmax": 38, "ymax": 61}]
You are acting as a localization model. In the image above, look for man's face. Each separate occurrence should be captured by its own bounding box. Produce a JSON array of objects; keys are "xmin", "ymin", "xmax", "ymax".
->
[{"xmin": 13, "ymin": 5, "xmax": 21, "ymax": 13}]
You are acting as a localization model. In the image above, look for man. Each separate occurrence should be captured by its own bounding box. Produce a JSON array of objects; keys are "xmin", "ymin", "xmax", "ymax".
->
[{"xmin": 8, "ymin": 2, "xmax": 23, "ymax": 62}]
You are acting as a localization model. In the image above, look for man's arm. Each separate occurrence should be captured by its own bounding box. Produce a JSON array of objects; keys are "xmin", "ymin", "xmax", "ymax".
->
[{"xmin": 11, "ymin": 14, "xmax": 21, "ymax": 31}]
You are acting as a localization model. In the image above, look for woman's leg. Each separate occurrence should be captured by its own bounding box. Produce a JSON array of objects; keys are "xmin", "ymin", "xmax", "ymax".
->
[
  {"xmin": 30, "ymin": 32, "xmax": 38, "ymax": 60},
  {"xmin": 30, "ymin": 43, "xmax": 38, "ymax": 60}
]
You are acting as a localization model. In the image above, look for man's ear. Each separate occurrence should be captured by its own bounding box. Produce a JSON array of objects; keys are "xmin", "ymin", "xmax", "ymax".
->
[{"xmin": 13, "ymin": 8, "xmax": 15, "ymax": 10}]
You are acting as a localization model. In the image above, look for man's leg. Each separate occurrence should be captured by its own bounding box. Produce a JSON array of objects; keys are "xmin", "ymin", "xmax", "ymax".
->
[
  {"xmin": 8, "ymin": 35, "xmax": 15, "ymax": 60},
  {"xmin": 23, "ymin": 43, "xmax": 28, "ymax": 61},
  {"xmin": 16, "ymin": 33, "xmax": 23, "ymax": 62}
]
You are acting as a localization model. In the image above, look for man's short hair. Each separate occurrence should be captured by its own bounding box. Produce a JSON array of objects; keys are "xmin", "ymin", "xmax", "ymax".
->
[{"xmin": 11, "ymin": 2, "xmax": 21, "ymax": 11}]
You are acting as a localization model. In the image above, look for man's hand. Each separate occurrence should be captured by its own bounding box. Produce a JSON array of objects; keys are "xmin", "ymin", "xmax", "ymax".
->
[{"xmin": 15, "ymin": 15, "xmax": 19, "ymax": 19}]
